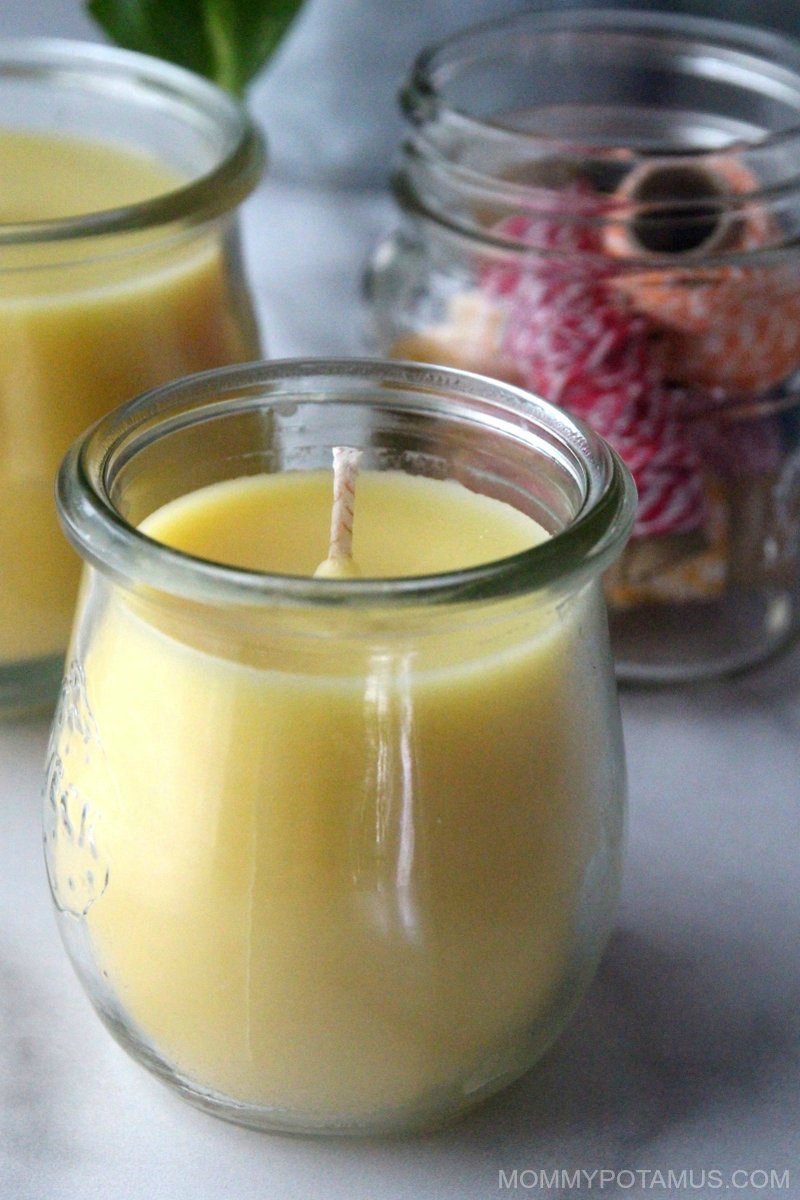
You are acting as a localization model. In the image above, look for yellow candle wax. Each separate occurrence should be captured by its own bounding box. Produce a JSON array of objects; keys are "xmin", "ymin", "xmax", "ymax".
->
[
  {"xmin": 52, "ymin": 470, "xmax": 621, "ymax": 1127},
  {"xmin": 0, "ymin": 130, "xmax": 259, "ymax": 666}
]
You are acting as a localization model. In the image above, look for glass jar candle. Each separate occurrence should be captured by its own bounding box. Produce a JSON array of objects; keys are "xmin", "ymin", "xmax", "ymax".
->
[
  {"xmin": 0, "ymin": 39, "xmax": 264, "ymax": 716},
  {"xmin": 45, "ymin": 358, "xmax": 633, "ymax": 1136},
  {"xmin": 366, "ymin": 9, "xmax": 800, "ymax": 682}
]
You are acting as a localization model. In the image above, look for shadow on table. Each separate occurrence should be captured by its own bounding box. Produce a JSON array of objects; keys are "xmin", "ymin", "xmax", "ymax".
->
[
  {"xmin": 621, "ymin": 638, "xmax": 800, "ymax": 728},
  {"xmin": 417, "ymin": 919, "xmax": 797, "ymax": 1160}
]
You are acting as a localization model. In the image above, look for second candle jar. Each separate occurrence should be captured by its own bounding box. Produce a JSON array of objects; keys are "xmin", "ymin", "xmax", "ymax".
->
[
  {"xmin": 47, "ymin": 359, "xmax": 633, "ymax": 1135},
  {"xmin": 0, "ymin": 40, "xmax": 263, "ymax": 715},
  {"xmin": 367, "ymin": 8, "xmax": 800, "ymax": 682}
]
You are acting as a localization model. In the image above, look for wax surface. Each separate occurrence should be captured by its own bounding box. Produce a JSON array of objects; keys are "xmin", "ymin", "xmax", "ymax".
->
[
  {"xmin": 0, "ymin": 130, "xmax": 258, "ymax": 663},
  {"xmin": 58, "ymin": 471, "xmax": 619, "ymax": 1125},
  {"xmin": 139, "ymin": 469, "xmax": 549, "ymax": 576}
]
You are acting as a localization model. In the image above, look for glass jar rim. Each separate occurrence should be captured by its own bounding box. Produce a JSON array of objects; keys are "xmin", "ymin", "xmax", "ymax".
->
[
  {"xmin": 0, "ymin": 37, "xmax": 265, "ymax": 246},
  {"xmin": 397, "ymin": 8, "xmax": 800, "ymax": 263},
  {"xmin": 57, "ymin": 358, "xmax": 636, "ymax": 609},
  {"xmin": 404, "ymin": 7, "xmax": 800, "ymax": 158}
]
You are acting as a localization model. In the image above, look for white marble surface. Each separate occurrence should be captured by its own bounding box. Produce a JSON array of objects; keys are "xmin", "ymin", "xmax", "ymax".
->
[{"xmin": 1, "ymin": 2, "xmax": 800, "ymax": 1197}]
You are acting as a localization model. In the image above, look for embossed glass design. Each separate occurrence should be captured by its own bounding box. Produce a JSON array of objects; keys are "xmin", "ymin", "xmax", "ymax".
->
[
  {"xmin": 46, "ymin": 358, "xmax": 634, "ymax": 1136},
  {"xmin": 366, "ymin": 9, "xmax": 800, "ymax": 682},
  {"xmin": 0, "ymin": 39, "xmax": 264, "ymax": 716}
]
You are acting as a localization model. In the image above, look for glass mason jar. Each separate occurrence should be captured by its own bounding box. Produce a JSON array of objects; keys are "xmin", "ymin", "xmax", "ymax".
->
[
  {"xmin": 366, "ymin": 9, "xmax": 800, "ymax": 683},
  {"xmin": 45, "ymin": 358, "xmax": 633, "ymax": 1136},
  {"xmin": 0, "ymin": 39, "xmax": 264, "ymax": 716}
]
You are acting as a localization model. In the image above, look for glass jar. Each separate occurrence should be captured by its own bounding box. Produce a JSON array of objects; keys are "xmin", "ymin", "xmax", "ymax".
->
[
  {"xmin": 366, "ymin": 8, "xmax": 800, "ymax": 683},
  {"xmin": 45, "ymin": 358, "xmax": 633, "ymax": 1136},
  {"xmin": 0, "ymin": 39, "xmax": 264, "ymax": 716}
]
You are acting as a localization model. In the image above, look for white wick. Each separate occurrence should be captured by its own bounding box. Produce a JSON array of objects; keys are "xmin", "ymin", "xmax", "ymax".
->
[{"xmin": 314, "ymin": 446, "xmax": 362, "ymax": 578}]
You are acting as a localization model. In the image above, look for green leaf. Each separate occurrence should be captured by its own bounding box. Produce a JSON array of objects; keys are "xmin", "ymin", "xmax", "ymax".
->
[{"xmin": 86, "ymin": 0, "xmax": 304, "ymax": 96}]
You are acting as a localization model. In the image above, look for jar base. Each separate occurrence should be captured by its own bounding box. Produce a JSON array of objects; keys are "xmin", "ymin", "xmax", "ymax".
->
[
  {"xmin": 610, "ymin": 586, "xmax": 798, "ymax": 684},
  {"xmin": 80, "ymin": 964, "xmax": 592, "ymax": 1138},
  {"xmin": 0, "ymin": 652, "xmax": 64, "ymax": 718}
]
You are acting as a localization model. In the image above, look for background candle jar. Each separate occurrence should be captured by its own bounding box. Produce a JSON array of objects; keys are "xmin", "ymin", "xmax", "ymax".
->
[
  {"xmin": 46, "ymin": 358, "xmax": 634, "ymax": 1136},
  {"xmin": 0, "ymin": 39, "xmax": 264, "ymax": 716},
  {"xmin": 365, "ymin": 8, "xmax": 800, "ymax": 683}
]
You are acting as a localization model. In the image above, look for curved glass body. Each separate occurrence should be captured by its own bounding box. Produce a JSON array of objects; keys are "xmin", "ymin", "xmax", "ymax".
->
[
  {"xmin": 366, "ymin": 9, "xmax": 800, "ymax": 682},
  {"xmin": 0, "ymin": 39, "xmax": 264, "ymax": 714},
  {"xmin": 45, "ymin": 358, "xmax": 633, "ymax": 1135}
]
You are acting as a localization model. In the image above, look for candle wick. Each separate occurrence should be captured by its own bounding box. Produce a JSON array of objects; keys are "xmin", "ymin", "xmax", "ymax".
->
[
  {"xmin": 328, "ymin": 446, "xmax": 361, "ymax": 561},
  {"xmin": 314, "ymin": 446, "xmax": 362, "ymax": 578}
]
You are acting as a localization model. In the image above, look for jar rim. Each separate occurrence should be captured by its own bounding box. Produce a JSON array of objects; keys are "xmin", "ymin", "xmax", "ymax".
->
[
  {"xmin": 398, "ymin": 8, "xmax": 800, "ymax": 263},
  {"xmin": 404, "ymin": 8, "xmax": 800, "ymax": 156},
  {"xmin": 0, "ymin": 37, "xmax": 265, "ymax": 246},
  {"xmin": 57, "ymin": 358, "xmax": 636, "ymax": 609}
]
